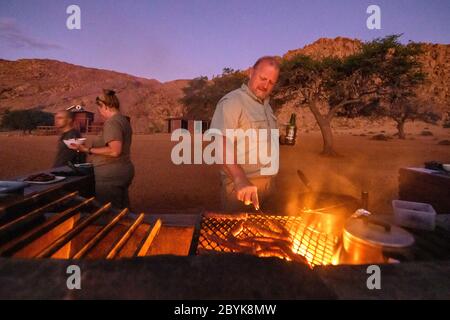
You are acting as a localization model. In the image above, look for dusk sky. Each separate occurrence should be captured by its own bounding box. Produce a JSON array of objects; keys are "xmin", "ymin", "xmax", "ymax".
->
[{"xmin": 0, "ymin": 0, "xmax": 449, "ymax": 82}]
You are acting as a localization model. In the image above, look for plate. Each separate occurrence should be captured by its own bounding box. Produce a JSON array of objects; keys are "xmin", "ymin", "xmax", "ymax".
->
[
  {"xmin": 23, "ymin": 176, "xmax": 66, "ymax": 185},
  {"xmin": 63, "ymin": 138, "xmax": 86, "ymax": 148},
  {"xmin": 74, "ymin": 163, "xmax": 93, "ymax": 168}
]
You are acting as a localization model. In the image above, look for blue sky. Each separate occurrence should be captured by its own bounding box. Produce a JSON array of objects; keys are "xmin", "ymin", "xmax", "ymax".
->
[{"xmin": 0, "ymin": 0, "xmax": 449, "ymax": 81}]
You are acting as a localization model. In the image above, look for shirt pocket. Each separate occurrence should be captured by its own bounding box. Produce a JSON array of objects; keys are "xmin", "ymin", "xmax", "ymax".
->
[
  {"xmin": 251, "ymin": 120, "xmax": 268, "ymax": 130},
  {"xmin": 245, "ymin": 112, "xmax": 269, "ymax": 130}
]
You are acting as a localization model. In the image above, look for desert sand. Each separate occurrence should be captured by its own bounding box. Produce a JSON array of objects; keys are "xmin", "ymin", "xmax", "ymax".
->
[{"xmin": 0, "ymin": 121, "xmax": 449, "ymax": 215}]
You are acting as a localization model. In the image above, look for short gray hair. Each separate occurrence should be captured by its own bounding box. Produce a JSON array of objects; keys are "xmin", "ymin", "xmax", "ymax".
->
[{"xmin": 252, "ymin": 56, "xmax": 280, "ymax": 70}]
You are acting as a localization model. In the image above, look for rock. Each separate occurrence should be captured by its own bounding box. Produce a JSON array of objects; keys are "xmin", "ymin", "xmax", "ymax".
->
[
  {"xmin": 371, "ymin": 134, "xmax": 390, "ymax": 141},
  {"xmin": 437, "ymin": 140, "xmax": 450, "ymax": 145}
]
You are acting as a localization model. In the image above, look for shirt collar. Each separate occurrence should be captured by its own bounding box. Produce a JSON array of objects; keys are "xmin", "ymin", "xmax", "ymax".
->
[{"xmin": 241, "ymin": 83, "xmax": 269, "ymax": 105}]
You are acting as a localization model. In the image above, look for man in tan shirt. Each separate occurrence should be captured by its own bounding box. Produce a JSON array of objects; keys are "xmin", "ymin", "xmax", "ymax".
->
[{"xmin": 209, "ymin": 56, "xmax": 280, "ymax": 212}]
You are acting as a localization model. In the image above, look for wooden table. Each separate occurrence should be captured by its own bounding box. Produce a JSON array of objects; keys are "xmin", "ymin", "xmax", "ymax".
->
[{"xmin": 399, "ymin": 167, "xmax": 450, "ymax": 214}]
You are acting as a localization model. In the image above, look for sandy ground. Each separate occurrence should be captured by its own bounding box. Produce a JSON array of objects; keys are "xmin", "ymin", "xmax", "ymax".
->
[{"xmin": 0, "ymin": 121, "xmax": 449, "ymax": 215}]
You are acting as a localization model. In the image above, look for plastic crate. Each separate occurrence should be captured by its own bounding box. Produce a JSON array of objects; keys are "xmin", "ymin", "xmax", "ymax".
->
[{"xmin": 392, "ymin": 200, "xmax": 436, "ymax": 231}]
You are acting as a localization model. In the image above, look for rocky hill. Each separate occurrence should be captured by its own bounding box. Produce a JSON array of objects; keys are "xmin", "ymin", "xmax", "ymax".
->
[
  {"xmin": 277, "ymin": 37, "xmax": 450, "ymax": 130},
  {"xmin": 0, "ymin": 59, "xmax": 188, "ymax": 132},
  {"xmin": 0, "ymin": 37, "xmax": 448, "ymax": 133}
]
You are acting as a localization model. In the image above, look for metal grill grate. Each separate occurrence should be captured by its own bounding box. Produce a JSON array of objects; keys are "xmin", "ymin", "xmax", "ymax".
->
[{"xmin": 197, "ymin": 214, "xmax": 339, "ymax": 267}]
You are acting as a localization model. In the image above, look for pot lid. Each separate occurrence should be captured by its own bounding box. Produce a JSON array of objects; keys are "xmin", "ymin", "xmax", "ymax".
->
[{"xmin": 344, "ymin": 218, "xmax": 415, "ymax": 248}]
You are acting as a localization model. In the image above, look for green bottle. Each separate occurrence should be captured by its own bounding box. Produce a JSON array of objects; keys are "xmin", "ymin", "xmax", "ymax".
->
[{"xmin": 285, "ymin": 113, "xmax": 297, "ymax": 145}]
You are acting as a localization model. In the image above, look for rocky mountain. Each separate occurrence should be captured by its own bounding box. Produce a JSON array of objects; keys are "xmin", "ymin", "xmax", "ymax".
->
[
  {"xmin": 0, "ymin": 37, "xmax": 448, "ymax": 133},
  {"xmin": 284, "ymin": 37, "xmax": 363, "ymax": 60},
  {"xmin": 0, "ymin": 59, "xmax": 188, "ymax": 132}
]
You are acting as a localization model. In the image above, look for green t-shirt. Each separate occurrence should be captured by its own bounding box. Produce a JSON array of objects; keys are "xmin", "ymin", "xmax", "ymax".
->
[{"xmin": 91, "ymin": 113, "xmax": 132, "ymax": 167}]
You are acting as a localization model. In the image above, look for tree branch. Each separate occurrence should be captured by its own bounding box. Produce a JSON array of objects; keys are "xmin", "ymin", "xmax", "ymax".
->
[
  {"xmin": 326, "ymin": 89, "xmax": 378, "ymax": 121},
  {"xmin": 327, "ymin": 99, "xmax": 361, "ymax": 120}
]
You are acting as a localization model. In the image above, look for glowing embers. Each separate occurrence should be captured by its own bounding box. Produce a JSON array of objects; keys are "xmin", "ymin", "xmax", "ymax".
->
[{"xmin": 197, "ymin": 213, "xmax": 339, "ymax": 267}]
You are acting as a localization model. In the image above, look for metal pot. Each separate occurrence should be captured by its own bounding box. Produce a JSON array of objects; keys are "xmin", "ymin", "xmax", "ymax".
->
[{"xmin": 341, "ymin": 217, "xmax": 415, "ymax": 264}]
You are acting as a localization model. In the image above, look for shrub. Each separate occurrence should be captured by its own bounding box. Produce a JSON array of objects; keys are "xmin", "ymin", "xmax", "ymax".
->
[
  {"xmin": 371, "ymin": 134, "xmax": 390, "ymax": 141},
  {"xmin": 0, "ymin": 109, "xmax": 54, "ymax": 133}
]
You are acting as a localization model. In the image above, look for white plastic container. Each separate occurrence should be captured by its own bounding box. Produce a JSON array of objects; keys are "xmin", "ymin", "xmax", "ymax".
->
[{"xmin": 392, "ymin": 200, "xmax": 436, "ymax": 231}]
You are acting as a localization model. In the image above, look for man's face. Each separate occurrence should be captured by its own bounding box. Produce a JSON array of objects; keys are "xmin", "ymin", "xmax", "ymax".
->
[
  {"xmin": 248, "ymin": 62, "xmax": 280, "ymax": 101},
  {"xmin": 54, "ymin": 112, "xmax": 71, "ymax": 129}
]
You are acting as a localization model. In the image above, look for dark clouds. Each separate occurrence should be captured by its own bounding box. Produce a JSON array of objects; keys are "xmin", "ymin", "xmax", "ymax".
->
[{"xmin": 0, "ymin": 17, "xmax": 62, "ymax": 50}]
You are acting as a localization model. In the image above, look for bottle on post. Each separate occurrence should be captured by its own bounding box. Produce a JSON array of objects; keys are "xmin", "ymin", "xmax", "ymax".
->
[{"xmin": 285, "ymin": 113, "xmax": 297, "ymax": 146}]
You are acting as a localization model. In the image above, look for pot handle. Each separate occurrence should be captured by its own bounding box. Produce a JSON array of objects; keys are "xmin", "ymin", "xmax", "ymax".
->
[{"xmin": 362, "ymin": 217, "xmax": 392, "ymax": 232}]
